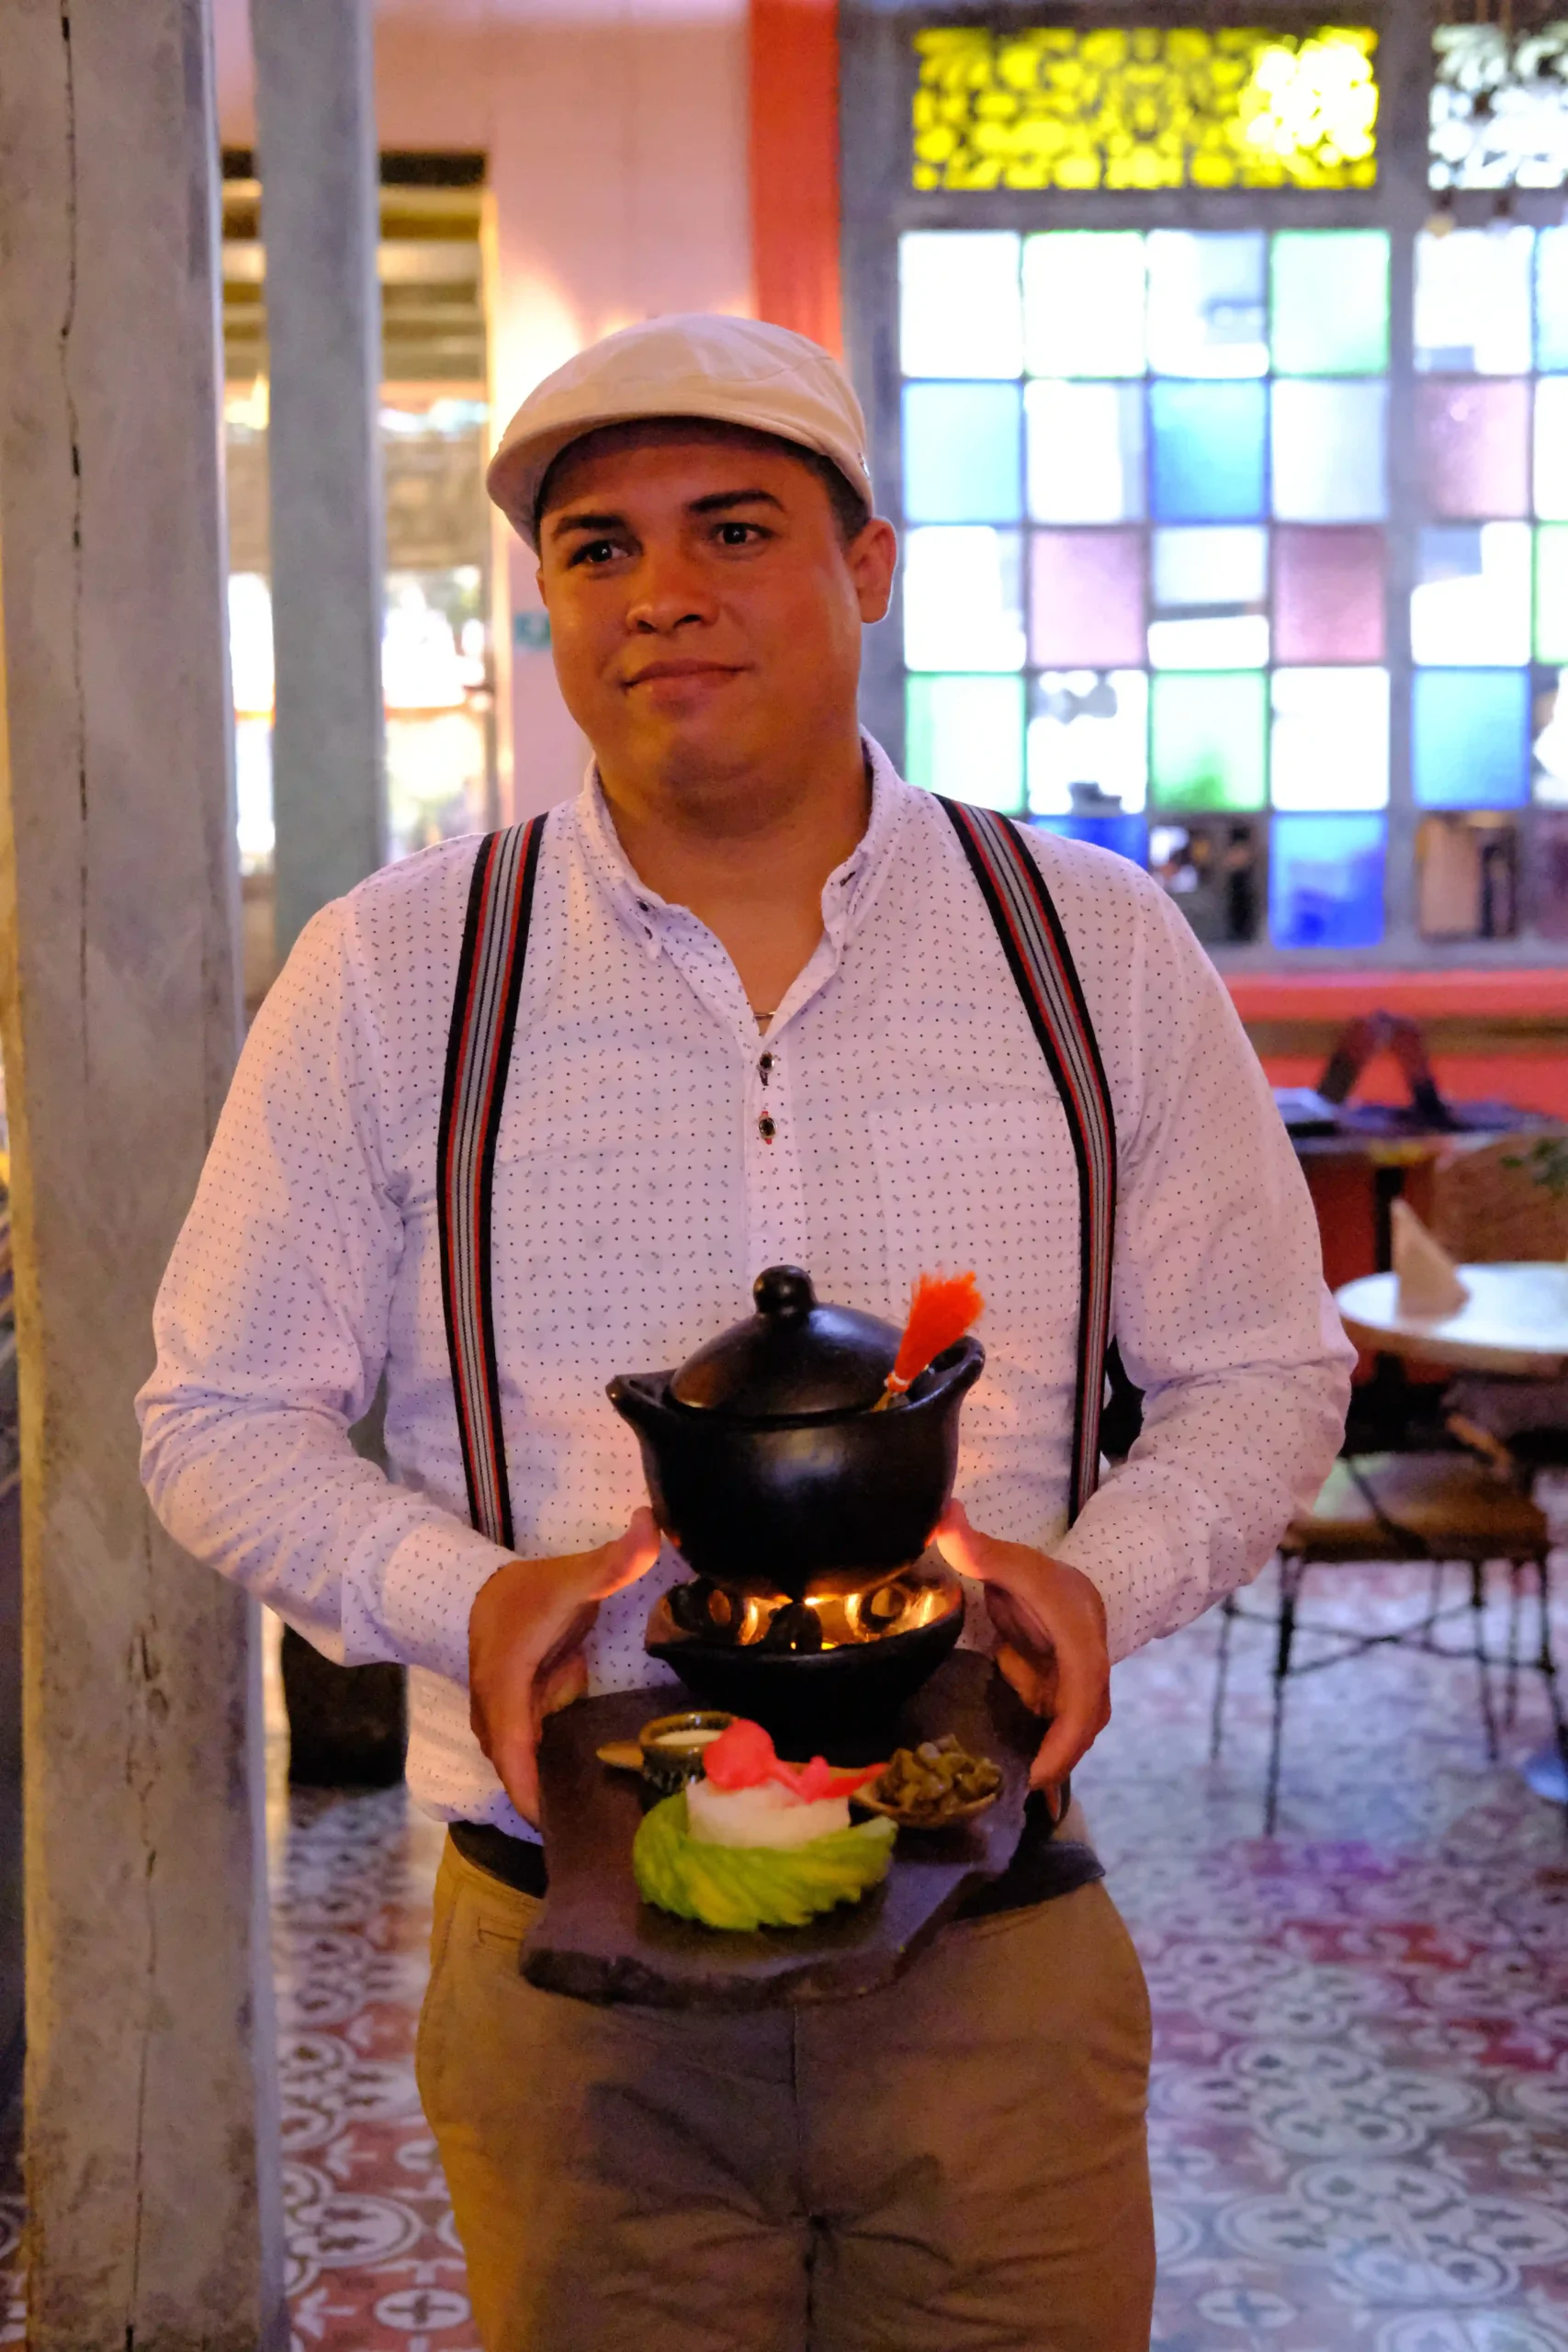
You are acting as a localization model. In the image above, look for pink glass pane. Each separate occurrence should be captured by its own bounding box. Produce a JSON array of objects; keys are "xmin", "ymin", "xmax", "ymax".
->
[
  {"xmin": 1413, "ymin": 379, "xmax": 1529, "ymax": 520},
  {"xmin": 1030, "ymin": 530, "xmax": 1145, "ymax": 667},
  {"xmin": 1273, "ymin": 526, "xmax": 1386, "ymax": 663}
]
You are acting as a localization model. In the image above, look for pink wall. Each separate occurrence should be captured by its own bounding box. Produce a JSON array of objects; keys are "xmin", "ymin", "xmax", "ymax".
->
[{"xmin": 214, "ymin": 0, "xmax": 753, "ymax": 819}]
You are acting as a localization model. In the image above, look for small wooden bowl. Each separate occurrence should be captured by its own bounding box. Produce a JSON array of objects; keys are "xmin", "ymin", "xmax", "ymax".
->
[
  {"xmin": 637, "ymin": 1709, "xmax": 736, "ymax": 1794},
  {"xmin": 852, "ymin": 1784, "xmax": 999, "ymax": 1832}
]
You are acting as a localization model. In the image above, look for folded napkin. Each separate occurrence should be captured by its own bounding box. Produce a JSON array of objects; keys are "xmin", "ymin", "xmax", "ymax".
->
[{"xmin": 1391, "ymin": 1197, "xmax": 1470, "ymax": 1317}]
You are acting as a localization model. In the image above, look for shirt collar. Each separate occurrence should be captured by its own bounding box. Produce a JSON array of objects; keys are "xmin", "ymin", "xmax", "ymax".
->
[{"xmin": 570, "ymin": 732, "xmax": 913, "ymax": 958}]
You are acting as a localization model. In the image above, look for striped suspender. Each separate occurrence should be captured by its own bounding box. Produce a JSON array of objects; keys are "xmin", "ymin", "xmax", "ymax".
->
[
  {"xmin": 436, "ymin": 801, "xmax": 1117, "ymax": 1544},
  {"xmin": 436, "ymin": 817, "xmax": 548, "ymax": 1549},
  {"xmin": 939, "ymin": 800, "xmax": 1118, "ymax": 1526}
]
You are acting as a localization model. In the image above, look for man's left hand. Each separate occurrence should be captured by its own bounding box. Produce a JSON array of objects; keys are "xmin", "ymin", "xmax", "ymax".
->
[{"xmin": 934, "ymin": 1501, "xmax": 1111, "ymax": 1808}]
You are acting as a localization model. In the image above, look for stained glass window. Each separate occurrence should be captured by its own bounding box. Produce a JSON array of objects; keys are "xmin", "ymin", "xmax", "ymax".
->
[
  {"xmin": 903, "ymin": 528, "xmax": 1026, "ymax": 673},
  {"xmin": 911, "ymin": 26, "xmax": 1378, "ymax": 193},
  {"xmin": 1270, "ymin": 380, "xmax": 1388, "ymax": 521},
  {"xmin": 1415, "ymin": 226, "xmax": 1534, "ymax": 373},
  {"xmin": 1149, "ymin": 381, "xmax": 1269, "ymax": 521},
  {"xmin": 1149, "ymin": 672, "xmax": 1268, "ymax": 812},
  {"xmin": 906, "ymin": 675, "xmax": 1025, "ymax": 809},
  {"xmin": 1273, "ymin": 526, "xmax": 1384, "ymax": 662},
  {"xmin": 1270, "ymin": 229, "xmax": 1389, "ymax": 374},
  {"xmin": 1026, "ymin": 382, "xmax": 1145, "ymax": 522},
  {"xmin": 1027, "ymin": 671, "xmax": 1147, "ymax": 818},
  {"xmin": 882, "ymin": 47, "xmax": 1568, "ymax": 956},
  {"xmin": 1269, "ymin": 815, "xmax": 1385, "ymax": 948},
  {"xmin": 1412, "ymin": 669, "xmax": 1530, "ymax": 809},
  {"xmin": 1430, "ymin": 25, "xmax": 1568, "ymax": 191},
  {"xmin": 902, "ymin": 383, "xmax": 1021, "ymax": 522}
]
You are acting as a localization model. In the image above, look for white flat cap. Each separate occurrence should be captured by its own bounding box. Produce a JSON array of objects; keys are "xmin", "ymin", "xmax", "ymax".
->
[{"xmin": 486, "ymin": 312, "xmax": 874, "ymax": 549}]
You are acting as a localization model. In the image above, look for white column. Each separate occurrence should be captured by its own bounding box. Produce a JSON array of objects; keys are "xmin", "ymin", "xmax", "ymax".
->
[
  {"xmin": 0, "ymin": 2, "xmax": 286, "ymax": 2343},
  {"xmin": 253, "ymin": 0, "xmax": 387, "ymax": 956}
]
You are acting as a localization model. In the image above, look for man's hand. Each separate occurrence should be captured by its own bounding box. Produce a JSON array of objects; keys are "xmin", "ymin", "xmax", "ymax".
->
[
  {"xmin": 468, "ymin": 1510, "xmax": 661, "ymax": 1826},
  {"xmin": 934, "ymin": 1500, "xmax": 1111, "ymax": 1811}
]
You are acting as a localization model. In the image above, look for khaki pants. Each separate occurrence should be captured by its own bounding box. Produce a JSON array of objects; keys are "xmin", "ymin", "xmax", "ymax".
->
[{"xmin": 417, "ymin": 1834, "xmax": 1154, "ymax": 2352}]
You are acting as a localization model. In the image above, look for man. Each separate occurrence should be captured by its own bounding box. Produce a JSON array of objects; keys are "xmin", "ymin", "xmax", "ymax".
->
[{"xmin": 140, "ymin": 315, "xmax": 1352, "ymax": 2351}]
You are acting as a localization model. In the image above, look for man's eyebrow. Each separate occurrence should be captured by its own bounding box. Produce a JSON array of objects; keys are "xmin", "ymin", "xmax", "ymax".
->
[
  {"xmin": 548, "ymin": 509, "xmax": 627, "ymax": 541},
  {"xmin": 687, "ymin": 489, "xmax": 785, "ymax": 517}
]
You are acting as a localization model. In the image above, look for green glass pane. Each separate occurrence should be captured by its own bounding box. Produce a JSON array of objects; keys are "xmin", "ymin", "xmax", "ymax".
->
[
  {"xmin": 1270, "ymin": 231, "xmax": 1390, "ymax": 374},
  {"xmin": 1023, "ymin": 233, "xmax": 1145, "ymax": 378},
  {"xmin": 1149, "ymin": 673, "xmax": 1267, "ymax": 811},
  {"xmin": 906, "ymin": 675, "xmax": 1024, "ymax": 812},
  {"xmin": 1538, "ymin": 526, "xmax": 1568, "ymax": 662}
]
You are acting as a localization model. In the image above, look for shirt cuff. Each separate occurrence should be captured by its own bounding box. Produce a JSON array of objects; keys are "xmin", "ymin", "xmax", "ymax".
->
[
  {"xmin": 362, "ymin": 1517, "xmax": 514, "ymax": 1684},
  {"xmin": 1047, "ymin": 1500, "xmax": 1168, "ymax": 1668}
]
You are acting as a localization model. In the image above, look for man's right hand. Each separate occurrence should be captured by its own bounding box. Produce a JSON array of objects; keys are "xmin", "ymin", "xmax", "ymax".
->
[{"xmin": 468, "ymin": 1509, "xmax": 661, "ymax": 1826}]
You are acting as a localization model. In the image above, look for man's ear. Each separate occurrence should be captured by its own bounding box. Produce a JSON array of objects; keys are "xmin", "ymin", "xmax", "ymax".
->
[{"xmin": 850, "ymin": 517, "xmax": 899, "ymax": 627}]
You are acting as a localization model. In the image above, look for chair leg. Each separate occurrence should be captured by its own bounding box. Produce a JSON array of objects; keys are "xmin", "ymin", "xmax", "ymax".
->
[
  {"xmin": 1530, "ymin": 1557, "xmax": 1568, "ymax": 1815},
  {"xmin": 1264, "ymin": 1559, "xmax": 1303, "ymax": 1838},
  {"xmin": 1506, "ymin": 1563, "xmax": 1524, "ymax": 1729},
  {"xmin": 1421, "ymin": 1557, "xmax": 1445, "ymax": 1651},
  {"xmin": 1469, "ymin": 1560, "xmax": 1501, "ymax": 1763},
  {"xmin": 1210, "ymin": 1590, "xmax": 1239, "ymax": 1763}
]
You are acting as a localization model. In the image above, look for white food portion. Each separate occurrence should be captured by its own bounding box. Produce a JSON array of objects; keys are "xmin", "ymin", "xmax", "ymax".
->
[
  {"xmin": 652, "ymin": 1725, "xmax": 726, "ymax": 1748},
  {"xmin": 685, "ymin": 1777, "xmax": 852, "ymax": 1849}
]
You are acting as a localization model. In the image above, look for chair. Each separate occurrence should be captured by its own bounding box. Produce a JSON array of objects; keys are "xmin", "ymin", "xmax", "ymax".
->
[
  {"xmin": 1427, "ymin": 1134, "xmax": 1568, "ymax": 1265},
  {"xmin": 1210, "ymin": 1447, "xmax": 1564, "ymax": 1833}
]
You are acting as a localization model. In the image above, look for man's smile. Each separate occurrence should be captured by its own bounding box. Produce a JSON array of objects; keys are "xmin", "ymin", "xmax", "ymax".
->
[{"xmin": 623, "ymin": 657, "xmax": 746, "ymax": 688}]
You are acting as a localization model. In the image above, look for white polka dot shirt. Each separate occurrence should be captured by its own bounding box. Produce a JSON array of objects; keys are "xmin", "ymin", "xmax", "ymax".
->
[{"xmin": 138, "ymin": 738, "xmax": 1353, "ymax": 1836}]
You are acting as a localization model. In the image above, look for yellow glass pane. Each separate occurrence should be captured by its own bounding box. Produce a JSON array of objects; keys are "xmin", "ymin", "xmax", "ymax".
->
[{"xmin": 910, "ymin": 24, "xmax": 1378, "ymax": 194}]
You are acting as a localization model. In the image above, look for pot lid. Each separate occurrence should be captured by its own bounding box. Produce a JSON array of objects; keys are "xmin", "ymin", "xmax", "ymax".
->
[{"xmin": 670, "ymin": 1266, "xmax": 898, "ymax": 1419}]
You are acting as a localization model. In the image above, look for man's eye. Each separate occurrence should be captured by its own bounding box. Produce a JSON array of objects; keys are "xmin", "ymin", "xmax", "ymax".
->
[
  {"xmin": 569, "ymin": 538, "xmax": 621, "ymax": 568},
  {"xmin": 716, "ymin": 521, "xmax": 765, "ymax": 547}
]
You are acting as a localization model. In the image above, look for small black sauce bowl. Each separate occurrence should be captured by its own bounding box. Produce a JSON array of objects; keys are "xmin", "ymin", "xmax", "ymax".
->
[{"xmin": 637, "ymin": 1709, "xmax": 736, "ymax": 1795}]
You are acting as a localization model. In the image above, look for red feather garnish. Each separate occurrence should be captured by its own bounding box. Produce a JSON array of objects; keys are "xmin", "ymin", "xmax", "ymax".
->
[{"xmin": 884, "ymin": 1271, "xmax": 984, "ymax": 1399}]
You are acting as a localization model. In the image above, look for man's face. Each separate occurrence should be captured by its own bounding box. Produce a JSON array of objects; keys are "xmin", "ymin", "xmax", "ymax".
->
[{"xmin": 536, "ymin": 420, "xmax": 896, "ymax": 792}]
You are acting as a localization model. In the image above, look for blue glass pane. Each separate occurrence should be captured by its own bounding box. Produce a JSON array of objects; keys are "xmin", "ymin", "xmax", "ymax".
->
[
  {"xmin": 1412, "ymin": 669, "xmax": 1531, "ymax": 808},
  {"xmin": 902, "ymin": 383, "xmax": 1022, "ymax": 524},
  {"xmin": 1149, "ymin": 383, "xmax": 1267, "ymax": 523},
  {"xmin": 1269, "ymin": 815, "xmax": 1385, "ymax": 949},
  {"xmin": 1030, "ymin": 814, "xmax": 1146, "ymax": 865}
]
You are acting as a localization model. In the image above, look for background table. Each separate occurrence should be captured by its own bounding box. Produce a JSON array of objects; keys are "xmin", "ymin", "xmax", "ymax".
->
[
  {"xmin": 1334, "ymin": 1264, "xmax": 1568, "ymax": 1804},
  {"xmin": 1337, "ymin": 1262, "xmax": 1568, "ymax": 1379}
]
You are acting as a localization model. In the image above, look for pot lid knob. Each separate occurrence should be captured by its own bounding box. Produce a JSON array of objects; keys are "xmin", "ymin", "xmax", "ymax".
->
[{"xmin": 754, "ymin": 1265, "xmax": 815, "ymax": 1323}]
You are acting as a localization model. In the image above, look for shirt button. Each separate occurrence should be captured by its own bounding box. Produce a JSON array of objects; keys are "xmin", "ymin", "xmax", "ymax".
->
[{"xmin": 758, "ymin": 1114, "xmax": 776, "ymax": 1143}]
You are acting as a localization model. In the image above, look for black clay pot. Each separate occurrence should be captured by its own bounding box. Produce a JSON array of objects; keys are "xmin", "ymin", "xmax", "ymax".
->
[{"xmin": 607, "ymin": 1266, "xmax": 984, "ymax": 1600}]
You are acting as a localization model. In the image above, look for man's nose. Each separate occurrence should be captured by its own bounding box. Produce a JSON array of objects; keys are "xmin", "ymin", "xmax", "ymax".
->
[{"xmin": 624, "ymin": 543, "xmax": 718, "ymax": 635}]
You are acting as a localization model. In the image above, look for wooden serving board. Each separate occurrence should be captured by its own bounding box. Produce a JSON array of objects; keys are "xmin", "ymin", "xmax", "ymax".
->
[{"xmin": 522, "ymin": 1652, "xmax": 1039, "ymax": 2011}]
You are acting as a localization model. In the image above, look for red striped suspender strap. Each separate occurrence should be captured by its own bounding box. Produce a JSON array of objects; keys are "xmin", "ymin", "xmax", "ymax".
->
[
  {"xmin": 939, "ymin": 799, "xmax": 1118, "ymax": 1526},
  {"xmin": 436, "ymin": 817, "xmax": 548, "ymax": 1548}
]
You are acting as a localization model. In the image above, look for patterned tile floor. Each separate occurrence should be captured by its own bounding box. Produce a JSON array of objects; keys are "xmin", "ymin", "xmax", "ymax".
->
[{"xmin": 2, "ymin": 1551, "xmax": 1565, "ymax": 2351}]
